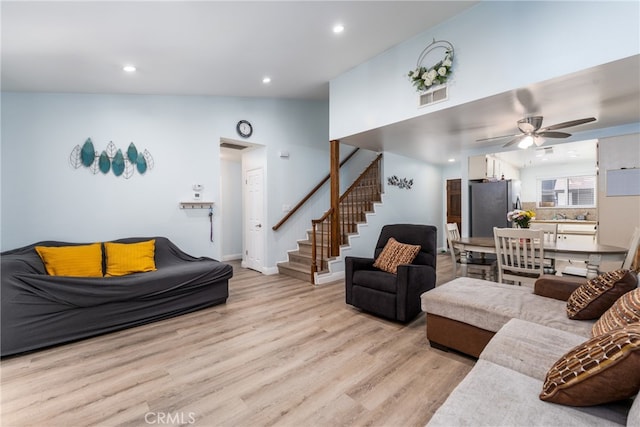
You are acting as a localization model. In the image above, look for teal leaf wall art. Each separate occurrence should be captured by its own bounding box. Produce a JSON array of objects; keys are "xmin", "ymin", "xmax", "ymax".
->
[
  {"xmin": 80, "ymin": 138, "xmax": 96, "ymax": 167},
  {"xmin": 127, "ymin": 142, "xmax": 138, "ymax": 163},
  {"xmin": 112, "ymin": 149, "xmax": 125, "ymax": 176},
  {"xmin": 136, "ymin": 155, "xmax": 147, "ymax": 174},
  {"xmin": 99, "ymin": 151, "xmax": 111, "ymax": 174},
  {"xmin": 70, "ymin": 139, "xmax": 154, "ymax": 179}
]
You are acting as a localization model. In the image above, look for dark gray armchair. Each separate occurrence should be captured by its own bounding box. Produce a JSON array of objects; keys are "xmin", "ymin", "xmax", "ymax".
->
[{"xmin": 345, "ymin": 224, "xmax": 437, "ymax": 322}]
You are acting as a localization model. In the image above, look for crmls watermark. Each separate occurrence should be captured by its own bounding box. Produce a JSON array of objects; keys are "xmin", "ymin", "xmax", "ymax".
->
[{"xmin": 144, "ymin": 411, "xmax": 196, "ymax": 425}]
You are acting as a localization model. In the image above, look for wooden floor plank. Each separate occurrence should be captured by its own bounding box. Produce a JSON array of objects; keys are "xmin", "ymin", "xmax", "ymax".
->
[{"xmin": 1, "ymin": 254, "xmax": 473, "ymax": 427}]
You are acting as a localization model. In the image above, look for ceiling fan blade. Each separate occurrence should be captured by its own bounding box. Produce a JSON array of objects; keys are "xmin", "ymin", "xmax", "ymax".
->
[
  {"xmin": 537, "ymin": 131, "xmax": 571, "ymax": 138},
  {"xmin": 502, "ymin": 136, "xmax": 523, "ymax": 148},
  {"xmin": 477, "ymin": 133, "xmax": 521, "ymax": 143},
  {"xmin": 541, "ymin": 117, "xmax": 596, "ymax": 131}
]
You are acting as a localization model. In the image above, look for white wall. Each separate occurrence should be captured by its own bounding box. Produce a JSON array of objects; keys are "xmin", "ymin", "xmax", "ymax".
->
[
  {"xmin": 340, "ymin": 152, "xmax": 443, "ymax": 261},
  {"xmin": 1, "ymin": 92, "xmax": 329, "ymax": 265},
  {"xmin": 330, "ymin": 1, "xmax": 639, "ymax": 140},
  {"xmin": 220, "ymin": 156, "xmax": 242, "ymax": 260},
  {"xmin": 597, "ymin": 133, "xmax": 640, "ymax": 247}
]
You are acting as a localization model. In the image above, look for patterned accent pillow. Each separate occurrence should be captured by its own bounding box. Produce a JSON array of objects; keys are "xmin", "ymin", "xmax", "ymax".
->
[
  {"xmin": 592, "ymin": 288, "xmax": 640, "ymax": 337},
  {"xmin": 540, "ymin": 323, "xmax": 640, "ymax": 406},
  {"xmin": 373, "ymin": 237, "xmax": 421, "ymax": 274},
  {"xmin": 566, "ymin": 269, "xmax": 637, "ymax": 320}
]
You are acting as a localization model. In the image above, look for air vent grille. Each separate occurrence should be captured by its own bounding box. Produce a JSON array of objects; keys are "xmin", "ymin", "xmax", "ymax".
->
[
  {"xmin": 418, "ymin": 85, "xmax": 448, "ymax": 108},
  {"xmin": 220, "ymin": 142, "xmax": 248, "ymax": 150}
]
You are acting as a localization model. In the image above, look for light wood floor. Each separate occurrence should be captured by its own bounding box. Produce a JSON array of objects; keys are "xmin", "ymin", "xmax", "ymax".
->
[{"xmin": 1, "ymin": 254, "xmax": 473, "ymax": 427}]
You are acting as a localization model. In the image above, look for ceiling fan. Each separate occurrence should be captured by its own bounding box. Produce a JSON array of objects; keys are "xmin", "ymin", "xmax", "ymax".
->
[{"xmin": 477, "ymin": 116, "xmax": 596, "ymax": 149}]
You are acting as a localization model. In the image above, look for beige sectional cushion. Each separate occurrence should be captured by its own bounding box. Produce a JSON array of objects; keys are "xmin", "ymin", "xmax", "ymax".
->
[
  {"xmin": 480, "ymin": 318, "xmax": 587, "ymax": 381},
  {"xmin": 426, "ymin": 360, "xmax": 627, "ymax": 427},
  {"xmin": 421, "ymin": 277, "xmax": 594, "ymax": 338},
  {"xmin": 629, "ymin": 396, "xmax": 640, "ymax": 427}
]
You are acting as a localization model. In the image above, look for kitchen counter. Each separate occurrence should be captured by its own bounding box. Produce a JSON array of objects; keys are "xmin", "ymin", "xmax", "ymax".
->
[
  {"xmin": 531, "ymin": 220, "xmax": 597, "ymax": 242},
  {"xmin": 531, "ymin": 219, "xmax": 597, "ymax": 225}
]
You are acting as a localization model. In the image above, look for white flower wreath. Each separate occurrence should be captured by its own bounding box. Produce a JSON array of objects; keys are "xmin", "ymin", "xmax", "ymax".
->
[{"xmin": 408, "ymin": 40, "xmax": 454, "ymax": 92}]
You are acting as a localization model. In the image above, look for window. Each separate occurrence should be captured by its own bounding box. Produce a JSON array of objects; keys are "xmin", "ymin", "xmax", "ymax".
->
[{"xmin": 537, "ymin": 175, "xmax": 596, "ymax": 208}]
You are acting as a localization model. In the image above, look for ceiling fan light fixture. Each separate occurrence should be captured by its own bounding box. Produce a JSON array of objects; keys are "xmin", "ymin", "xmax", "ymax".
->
[
  {"xmin": 534, "ymin": 136, "xmax": 545, "ymax": 146},
  {"xmin": 518, "ymin": 135, "xmax": 534, "ymax": 149},
  {"xmin": 517, "ymin": 116, "xmax": 543, "ymax": 134}
]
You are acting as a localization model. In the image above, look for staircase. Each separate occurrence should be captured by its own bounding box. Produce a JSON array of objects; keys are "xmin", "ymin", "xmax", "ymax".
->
[{"xmin": 277, "ymin": 154, "xmax": 382, "ymax": 283}]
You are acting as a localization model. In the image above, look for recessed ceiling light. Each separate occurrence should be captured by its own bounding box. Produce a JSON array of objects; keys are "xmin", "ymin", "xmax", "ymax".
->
[
  {"xmin": 448, "ymin": 158, "xmax": 455, "ymax": 162},
  {"xmin": 262, "ymin": 77, "xmax": 271, "ymax": 84},
  {"xmin": 333, "ymin": 24, "xmax": 344, "ymax": 34},
  {"xmin": 123, "ymin": 65, "xmax": 136, "ymax": 72}
]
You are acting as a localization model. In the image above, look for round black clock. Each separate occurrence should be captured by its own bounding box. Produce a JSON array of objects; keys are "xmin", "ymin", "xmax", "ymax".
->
[{"xmin": 236, "ymin": 120, "xmax": 253, "ymax": 138}]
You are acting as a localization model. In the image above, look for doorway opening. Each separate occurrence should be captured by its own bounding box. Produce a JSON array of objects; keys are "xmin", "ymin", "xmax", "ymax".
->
[{"xmin": 219, "ymin": 138, "xmax": 265, "ymax": 272}]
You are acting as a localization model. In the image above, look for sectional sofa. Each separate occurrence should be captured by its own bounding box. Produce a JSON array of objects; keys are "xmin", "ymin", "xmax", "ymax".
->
[{"xmin": 422, "ymin": 273, "xmax": 639, "ymax": 426}]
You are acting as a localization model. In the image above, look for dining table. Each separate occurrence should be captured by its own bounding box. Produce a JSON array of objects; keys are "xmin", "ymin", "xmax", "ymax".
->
[{"xmin": 452, "ymin": 236, "xmax": 628, "ymax": 279}]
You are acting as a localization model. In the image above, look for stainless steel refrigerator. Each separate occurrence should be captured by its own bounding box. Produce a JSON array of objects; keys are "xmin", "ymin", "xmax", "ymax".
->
[{"xmin": 469, "ymin": 180, "xmax": 514, "ymax": 237}]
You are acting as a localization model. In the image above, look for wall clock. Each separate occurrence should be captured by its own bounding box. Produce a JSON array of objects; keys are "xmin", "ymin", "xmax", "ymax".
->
[{"xmin": 236, "ymin": 120, "xmax": 253, "ymax": 138}]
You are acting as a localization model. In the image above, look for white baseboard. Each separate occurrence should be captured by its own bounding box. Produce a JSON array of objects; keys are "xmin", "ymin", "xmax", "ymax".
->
[
  {"xmin": 263, "ymin": 266, "xmax": 279, "ymax": 275},
  {"xmin": 222, "ymin": 253, "xmax": 242, "ymax": 261},
  {"xmin": 314, "ymin": 270, "xmax": 345, "ymax": 285},
  {"xmin": 239, "ymin": 260, "xmax": 278, "ymax": 275}
]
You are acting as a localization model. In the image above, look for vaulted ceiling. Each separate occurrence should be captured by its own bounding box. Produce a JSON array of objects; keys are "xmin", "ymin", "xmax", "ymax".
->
[
  {"xmin": 1, "ymin": 1, "xmax": 477, "ymax": 100},
  {"xmin": 2, "ymin": 1, "xmax": 638, "ymax": 165}
]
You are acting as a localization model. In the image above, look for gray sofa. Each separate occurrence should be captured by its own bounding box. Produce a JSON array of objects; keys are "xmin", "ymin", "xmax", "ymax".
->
[
  {"xmin": 421, "ymin": 277, "xmax": 639, "ymax": 427},
  {"xmin": 1, "ymin": 237, "xmax": 233, "ymax": 357}
]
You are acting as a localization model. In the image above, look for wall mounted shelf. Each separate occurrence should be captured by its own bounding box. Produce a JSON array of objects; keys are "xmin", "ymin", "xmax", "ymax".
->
[{"xmin": 179, "ymin": 202, "xmax": 213, "ymax": 209}]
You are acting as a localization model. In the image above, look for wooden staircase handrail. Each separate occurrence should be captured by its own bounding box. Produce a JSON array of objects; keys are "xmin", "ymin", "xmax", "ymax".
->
[
  {"xmin": 310, "ymin": 153, "xmax": 383, "ymax": 283},
  {"xmin": 272, "ymin": 147, "xmax": 359, "ymax": 231},
  {"xmin": 311, "ymin": 152, "xmax": 384, "ymax": 225},
  {"xmin": 339, "ymin": 153, "xmax": 383, "ymax": 203}
]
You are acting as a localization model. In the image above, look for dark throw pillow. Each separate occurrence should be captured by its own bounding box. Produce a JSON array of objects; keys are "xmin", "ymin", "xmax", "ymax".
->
[
  {"xmin": 540, "ymin": 323, "xmax": 640, "ymax": 406},
  {"xmin": 566, "ymin": 269, "xmax": 637, "ymax": 320}
]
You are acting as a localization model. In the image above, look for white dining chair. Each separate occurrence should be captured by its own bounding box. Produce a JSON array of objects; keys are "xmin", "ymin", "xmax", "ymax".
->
[
  {"xmin": 493, "ymin": 227, "xmax": 545, "ymax": 287},
  {"xmin": 530, "ymin": 222, "xmax": 558, "ymax": 274},
  {"xmin": 446, "ymin": 223, "xmax": 496, "ymax": 281},
  {"xmin": 622, "ymin": 227, "xmax": 640, "ymax": 271},
  {"xmin": 563, "ymin": 226, "xmax": 640, "ymax": 277}
]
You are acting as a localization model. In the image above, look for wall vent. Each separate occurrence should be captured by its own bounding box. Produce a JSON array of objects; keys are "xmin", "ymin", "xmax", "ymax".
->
[
  {"xmin": 220, "ymin": 142, "xmax": 248, "ymax": 150},
  {"xmin": 418, "ymin": 85, "xmax": 448, "ymax": 108}
]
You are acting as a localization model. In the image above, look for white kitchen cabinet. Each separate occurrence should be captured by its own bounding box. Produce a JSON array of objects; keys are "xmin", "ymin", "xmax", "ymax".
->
[
  {"xmin": 468, "ymin": 155, "xmax": 489, "ymax": 180},
  {"xmin": 469, "ymin": 154, "xmax": 521, "ymax": 180},
  {"xmin": 530, "ymin": 220, "xmax": 597, "ymax": 245},
  {"xmin": 557, "ymin": 222, "xmax": 597, "ymax": 245},
  {"xmin": 557, "ymin": 232, "xmax": 596, "ymax": 245}
]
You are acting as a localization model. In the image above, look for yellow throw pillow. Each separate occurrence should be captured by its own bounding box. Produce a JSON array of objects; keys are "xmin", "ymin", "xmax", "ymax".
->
[
  {"xmin": 104, "ymin": 239, "xmax": 157, "ymax": 277},
  {"xmin": 35, "ymin": 243, "xmax": 103, "ymax": 277},
  {"xmin": 372, "ymin": 237, "xmax": 421, "ymax": 274}
]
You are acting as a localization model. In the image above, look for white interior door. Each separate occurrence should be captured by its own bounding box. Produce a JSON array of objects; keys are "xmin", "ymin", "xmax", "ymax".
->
[{"xmin": 245, "ymin": 167, "xmax": 264, "ymax": 272}]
